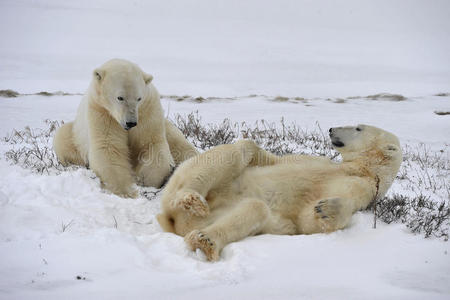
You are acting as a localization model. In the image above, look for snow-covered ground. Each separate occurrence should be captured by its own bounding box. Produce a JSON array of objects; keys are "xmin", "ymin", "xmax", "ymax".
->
[{"xmin": 0, "ymin": 1, "xmax": 449, "ymax": 299}]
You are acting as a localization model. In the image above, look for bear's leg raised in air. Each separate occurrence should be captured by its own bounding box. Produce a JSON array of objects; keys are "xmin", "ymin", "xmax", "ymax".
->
[{"xmin": 169, "ymin": 140, "xmax": 276, "ymax": 216}]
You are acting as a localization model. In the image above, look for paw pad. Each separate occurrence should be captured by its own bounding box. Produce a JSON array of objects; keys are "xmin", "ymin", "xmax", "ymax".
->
[
  {"xmin": 185, "ymin": 230, "xmax": 219, "ymax": 261},
  {"xmin": 314, "ymin": 198, "xmax": 345, "ymax": 232},
  {"xmin": 172, "ymin": 191, "xmax": 210, "ymax": 217}
]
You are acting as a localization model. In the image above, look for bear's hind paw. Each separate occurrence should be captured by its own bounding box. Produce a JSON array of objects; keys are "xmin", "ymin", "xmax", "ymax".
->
[
  {"xmin": 185, "ymin": 230, "xmax": 219, "ymax": 261},
  {"xmin": 171, "ymin": 190, "xmax": 210, "ymax": 217}
]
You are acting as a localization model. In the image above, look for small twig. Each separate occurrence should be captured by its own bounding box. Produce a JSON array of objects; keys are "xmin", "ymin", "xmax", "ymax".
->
[
  {"xmin": 61, "ymin": 219, "xmax": 74, "ymax": 232},
  {"xmin": 142, "ymin": 189, "xmax": 162, "ymax": 200},
  {"xmin": 113, "ymin": 215, "xmax": 118, "ymax": 229},
  {"xmin": 373, "ymin": 175, "xmax": 380, "ymax": 229}
]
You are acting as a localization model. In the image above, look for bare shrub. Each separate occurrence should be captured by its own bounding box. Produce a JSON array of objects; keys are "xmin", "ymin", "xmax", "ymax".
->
[
  {"xmin": 3, "ymin": 120, "xmax": 69, "ymax": 174},
  {"xmin": 161, "ymin": 95, "xmax": 235, "ymax": 103},
  {"xmin": 0, "ymin": 89, "xmax": 19, "ymax": 98},
  {"xmin": 434, "ymin": 111, "xmax": 450, "ymax": 116},
  {"xmin": 400, "ymin": 144, "xmax": 450, "ymax": 197},
  {"xmin": 174, "ymin": 112, "xmax": 237, "ymax": 149},
  {"xmin": 369, "ymin": 194, "xmax": 449, "ymax": 240},
  {"xmin": 272, "ymin": 96, "xmax": 289, "ymax": 102},
  {"xmin": 365, "ymin": 93, "xmax": 406, "ymax": 101},
  {"xmin": 173, "ymin": 111, "xmax": 338, "ymax": 158},
  {"xmin": 0, "ymin": 90, "xmax": 82, "ymax": 98},
  {"xmin": 346, "ymin": 93, "xmax": 406, "ymax": 101},
  {"xmin": 32, "ymin": 91, "xmax": 82, "ymax": 97}
]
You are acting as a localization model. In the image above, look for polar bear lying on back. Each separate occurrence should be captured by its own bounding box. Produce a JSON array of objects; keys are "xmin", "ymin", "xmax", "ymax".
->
[
  {"xmin": 53, "ymin": 59, "xmax": 198, "ymax": 197},
  {"xmin": 158, "ymin": 125, "xmax": 402, "ymax": 261}
]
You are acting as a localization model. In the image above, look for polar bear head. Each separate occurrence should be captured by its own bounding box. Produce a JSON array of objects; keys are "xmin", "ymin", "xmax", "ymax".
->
[
  {"xmin": 329, "ymin": 124, "xmax": 402, "ymax": 196},
  {"xmin": 92, "ymin": 59, "xmax": 153, "ymax": 130},
  {"xmin": 329, "ymin": 124, "xmax": 402, "ymax": 165}
]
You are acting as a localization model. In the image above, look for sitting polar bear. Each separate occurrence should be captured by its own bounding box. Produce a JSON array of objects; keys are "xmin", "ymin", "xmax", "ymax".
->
[
  {"xmin": 53, "ymin": 59, "xmax": 198, "ymax": 197},
  {"xmin": 157, "ymin": 125, "xmax": 402, "ymax": 261}
]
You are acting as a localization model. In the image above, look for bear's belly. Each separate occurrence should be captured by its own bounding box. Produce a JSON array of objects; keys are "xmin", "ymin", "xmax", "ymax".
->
[{"xmin": 233, "ymin": 165, "xmax": 317, "ymax": 209}]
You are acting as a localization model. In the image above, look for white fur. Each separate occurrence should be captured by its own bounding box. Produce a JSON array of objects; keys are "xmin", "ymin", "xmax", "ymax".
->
[
  {"xmin": 53, "ymin": 59, "xmax": 198, "ymax": 197},
  {"xmin": 158, "ymin": 125, "xmax": 402, "ymax": 260}
]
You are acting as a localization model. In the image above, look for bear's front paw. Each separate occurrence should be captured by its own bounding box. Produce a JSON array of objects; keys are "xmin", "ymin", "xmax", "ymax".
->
[
  {"xmin": 102, "ymin": 181, "xmax": 139, "ymax": 199},
  {"xmin": 171, "ymin": 190, "xmax": 210, "ymax": 217},
  {"xmin": 185, "ymin": 230, "xmax": 219, "ymax": 261},
  {"xmin": 314, "ymin": 198, "xmax": 344, "ymax": 232},
  {"xmin": 136, "ymin": 162, "xmax": 173, "ymax": 188},
  {"xmin": 114, "ymin": 185, "xmax": 139, "ymax": 199}
]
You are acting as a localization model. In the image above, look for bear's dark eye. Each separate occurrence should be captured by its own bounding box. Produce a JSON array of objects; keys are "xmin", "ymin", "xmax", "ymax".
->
[
  {"xmin": 137, "ymin": 97, "xmax": 142, "ymax": 102},
  {"xmin": 117, "ymin": 96, "xmax": 124, "ymax": 101},
  {"xmin": 356, "ymin": 127, "xmax": 362, "ymax": 131}
]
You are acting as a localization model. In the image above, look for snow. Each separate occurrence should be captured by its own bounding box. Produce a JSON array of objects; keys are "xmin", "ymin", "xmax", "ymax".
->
[{"xmin": 0, "ymin": 0, "xmax": 449, "ymax": 299}]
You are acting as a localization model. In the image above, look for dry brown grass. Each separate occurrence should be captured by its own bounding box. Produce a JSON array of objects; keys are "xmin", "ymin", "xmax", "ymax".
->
[
  {"xmin": 0, "ymin": 90, "xmax": 82, "ymax": 98},
  {"xmin": 434, "ymin": 111, "xmax": 450, "ymax": 116},
  {"xmin": 272, "ymin": 96, "xmax": 290, "ymax": 102},
  {"xmin": 0, "ymin": 89, "xmax": 19, "ymax": 98}
]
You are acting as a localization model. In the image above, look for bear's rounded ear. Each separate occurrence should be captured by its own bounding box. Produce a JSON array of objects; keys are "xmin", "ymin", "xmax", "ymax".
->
[
  {"xmin": 143, "ymin": 72, "xmax": 153, "ymax": 84},
  {"xmin": 93, "ymin": 68, "xmax": 105, "ymax": 81}
]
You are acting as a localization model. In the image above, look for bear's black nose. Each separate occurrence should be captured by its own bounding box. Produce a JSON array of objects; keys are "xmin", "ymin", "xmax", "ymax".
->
[
  {"xmin": 126, "ymin": 122, "xmax": 137, "ymax": 129},
  {"xmin": 329, "ymin": 128, "xmax": 333, "ymax": 133}
]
